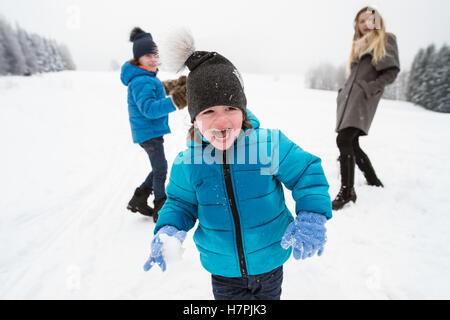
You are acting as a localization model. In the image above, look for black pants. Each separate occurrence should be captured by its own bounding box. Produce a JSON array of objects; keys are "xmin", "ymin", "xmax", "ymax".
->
[
  {"xmin": 336, "ymin": 127, "xmax": 367, "ymax": 159},
  {"xmin": 336, "ymin": 127, "xmax": 380, "ymax": 187}
]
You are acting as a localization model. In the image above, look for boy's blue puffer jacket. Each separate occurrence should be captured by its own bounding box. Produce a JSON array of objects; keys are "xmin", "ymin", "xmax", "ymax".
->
[
  {"xmin": 120, "ymin": 62, "xmax": 176, "ymax": 143},
  {"xmin": 155, "ymin": 111, "xmax": 332, "ymax": 277}
]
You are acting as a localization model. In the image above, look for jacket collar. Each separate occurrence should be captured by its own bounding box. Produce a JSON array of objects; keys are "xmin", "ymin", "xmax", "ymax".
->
[{"xmin": 120, "ymin": 61, "xmax": 157, "ymax": 86}]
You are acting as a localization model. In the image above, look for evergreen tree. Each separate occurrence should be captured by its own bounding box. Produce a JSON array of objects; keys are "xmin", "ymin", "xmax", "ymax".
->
[
  {"xmin": 407, "ymin": 44, "xmax": 449, "ymax": 113},
  {"xmin": 29, "ymin": 33, "xmax": 48, "ymax": 73},
  {"xmin": 0, "ymin": 16, "xmax": 76, "ymax": 76},
  {"xmin": 42, "ymin": 38, "xmax": 56, "ymax": 72},
  {"xmin": 417, "ymin": 44, "xmax": 436, "ymax": 108},
  {"xmin": 431, "ymin": 45, "xmax": 450, "ymax": 112},
  {"xmin": 384, "ymin": 71, "xmax": 408, "ymax": 101},
  {"xmin": 0, "ymin": 29, "xmax": 9, "ymax": 75},
  {"xmin": 58, "ymin": 43, "xmax": 76, "ymax": 70},
  {"xmin": 406, "ymin": 48, "xmax": 425, "ymax": 104},
  {"xmin": 306, "ymin": 63, "xmax": 346, "ymax": 91},
  {"xmin": 0, "ymin": 16, "xmax": 27, "ymax": 75},
  {"xmin": 50, "ymin": 39, "xmax": 65, "ymax": 71},
  {"xmin": 16, "ymin": 23, "xmax": 39, "ymax": 75}
]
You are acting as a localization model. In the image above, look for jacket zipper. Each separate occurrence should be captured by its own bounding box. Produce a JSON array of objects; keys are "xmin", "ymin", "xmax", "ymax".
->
[{"xmin": 222, "ymin": 149, "xmax": 248, "ymax": 277}]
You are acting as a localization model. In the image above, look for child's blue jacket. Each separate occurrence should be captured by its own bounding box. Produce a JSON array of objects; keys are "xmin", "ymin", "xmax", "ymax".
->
[
  {"xmin": 120, "ymin": 62, "xmax": 176, "ymax": 143},
  {"xmin": 155, "ymin": 110, "xmax": 332, "ymax": 277}
]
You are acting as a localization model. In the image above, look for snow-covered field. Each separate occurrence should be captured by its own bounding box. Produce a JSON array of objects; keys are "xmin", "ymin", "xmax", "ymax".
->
[{"xmin": 1, "ymin": 71, "xmax": 449, "ymax": 300}]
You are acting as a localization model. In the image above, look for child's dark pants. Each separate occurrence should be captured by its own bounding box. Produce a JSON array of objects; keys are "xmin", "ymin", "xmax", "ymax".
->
[
  {"xmin": 139, "ymin": 136, "xmax": 168, "ymax": 201},
  {"xmin": 211, "ymin": 266, "xmax": 283, "ymax": 300}
]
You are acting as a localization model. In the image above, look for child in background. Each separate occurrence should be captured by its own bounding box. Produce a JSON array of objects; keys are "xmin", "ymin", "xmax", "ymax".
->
[
  {"xmin": 143, "ymin": 30, "xmax": 332, "ymax": 300},
  {"xmin": 120, "ymin": 27, "xmax": 186, "ymax": 222}
]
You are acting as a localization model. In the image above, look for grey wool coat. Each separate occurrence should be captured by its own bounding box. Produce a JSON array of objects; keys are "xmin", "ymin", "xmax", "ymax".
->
[{"xmin": 336, "ymin": 33, "xmax": 400, "ymax": 135}]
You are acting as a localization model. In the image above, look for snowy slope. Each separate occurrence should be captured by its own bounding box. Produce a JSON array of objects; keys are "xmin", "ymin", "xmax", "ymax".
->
[{"xmin": 1, "ymin": 71, "xmax": 449, "ymax": 300}]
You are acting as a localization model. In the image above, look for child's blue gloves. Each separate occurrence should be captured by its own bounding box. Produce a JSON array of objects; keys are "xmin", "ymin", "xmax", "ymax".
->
[
  {"xmin": 281, "ymin": 211, "xmax": 327, "ymax": 260},
  {"xmin": 143, "ymin": 225, "xmax": 186, "ymax": 272}
]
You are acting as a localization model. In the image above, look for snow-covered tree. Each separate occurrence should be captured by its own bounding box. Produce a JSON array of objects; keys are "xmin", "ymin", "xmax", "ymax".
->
[
  {"xmin": 28, "ymin": 33, "xmax": 48, "ymax": 73},
  {"xmin": 16, "ymin": 23, "xmax": 39, "ymax": 75},
  {"xmin": 50, "ymin": 39, "xmax": 66, "ymax": 72},
  {"xmin": 58, "ymin": 43, "xmax": 76, "ymax": 71},
  {"xmin": 306, "ymin": 63, "xmax": 346, "ymax": 91},
  {"xmin": 407, "ymin": 44, "xmax": 449, "ymax": 113},
  {"xmin": 0, "ymin": 31, "xmax": 8, "ymax": 75},
  {"xmin": 0, "ymin": 16, "xmax": 27, "ymax": 75},
  {"xmin": 419, "ymin": 45, "xmax": 437, "ymax": 109},
  {"xmin": 0, "ymin": 16, "xmax": 76, "ymax": 76},
  {"xmin": 384, "ymin": 70, "xmax": 408, "ymax": 101},
  {"xmin": 406, "ymin": 48, "xmax": 424, "ymax": 103},
  {"xmin": 429, "ymin": 45, "xmax": 450, "ymax": 113}
]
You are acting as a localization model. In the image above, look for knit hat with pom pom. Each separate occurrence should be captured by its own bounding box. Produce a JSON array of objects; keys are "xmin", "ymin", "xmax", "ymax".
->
[
  {"xmin": 130, "ymin": 27, "xmax": 158, "ymax": 60},
  {"xmin": 161, "ymin": 29, "xmax": 246, "ymax": 122}
]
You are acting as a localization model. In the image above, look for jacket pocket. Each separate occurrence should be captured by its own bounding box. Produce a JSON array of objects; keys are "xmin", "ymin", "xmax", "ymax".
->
[
  {"xmin": 356, "ymin": 80, "xmax": 371, "ymax": 99},
  {"xmin": 336, "ymin": 88, "xmax": 344, "ymax": 105}
]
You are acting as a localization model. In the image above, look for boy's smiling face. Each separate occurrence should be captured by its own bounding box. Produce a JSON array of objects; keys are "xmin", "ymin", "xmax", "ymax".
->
[
  {"xmin": 194, "ymin": 106, "xmax": 243, "ymax": 151},
  {"xmin": 138, "ymin": 53, "xmax": 159, "ymax": 72}
]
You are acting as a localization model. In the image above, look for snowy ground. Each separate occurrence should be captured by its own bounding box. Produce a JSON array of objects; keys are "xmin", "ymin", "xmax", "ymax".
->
[{"xmin": 1, "ymin": 71, "xmax": 449, "ymax": 300}]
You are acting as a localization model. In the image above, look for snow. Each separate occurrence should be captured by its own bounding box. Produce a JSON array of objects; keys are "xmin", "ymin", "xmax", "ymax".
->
[
  {"xmin": 159, "ymin": 233, "xmax": 185, "ymax": 266},
  {"xmin": 1, "ymin": 71, "xmax": 450, "ymax": 300}
]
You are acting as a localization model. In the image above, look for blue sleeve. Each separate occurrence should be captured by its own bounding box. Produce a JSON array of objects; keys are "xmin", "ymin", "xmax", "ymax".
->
[
  {"xmin": 154, "ymin": 152, "xmax": 198, "ymax": 234},
  {"xmin": 274, "ymin": 130, "xmax": 332, "ymax": 219},
  {"xmin": 131, "ymin": 77, "xmax": 176, "ymax": 120}
]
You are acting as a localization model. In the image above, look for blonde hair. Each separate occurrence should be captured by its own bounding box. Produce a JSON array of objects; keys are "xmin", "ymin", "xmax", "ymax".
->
[{"xmin": 348, "ymin": 7, "xmax": 388, "ymax": 73}]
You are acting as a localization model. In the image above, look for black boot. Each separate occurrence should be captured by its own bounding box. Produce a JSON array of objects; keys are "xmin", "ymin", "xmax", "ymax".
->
[
  {"xmin": 355, "ymin": 154, "xmax": 384, "ymax": 187},
  {"xmin": 332, "ymin": 186, "xmax": 357, "ymax": 210},
  {"xmin": 152, "ymin": 196, "xmax": 167, "ymax": 223},
  {"xmin": 127, "ymin": 187, "xmax": 154, "ymax": 217},
  {"xmin": 332, "ymin": 154, "xmax": 357, "ymax": 210}
]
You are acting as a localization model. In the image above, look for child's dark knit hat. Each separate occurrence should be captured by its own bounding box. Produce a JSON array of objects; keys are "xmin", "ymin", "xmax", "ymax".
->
[
  {"xmin": 129, "ymin": 27, "xmax": 158, "ymax": 60},
  {"xmin": 162, "ymin": 29, "xmax": 247, "ymax": 122}
]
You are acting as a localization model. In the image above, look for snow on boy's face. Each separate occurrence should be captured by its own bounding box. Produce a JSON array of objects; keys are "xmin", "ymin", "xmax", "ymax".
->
[{"xmin": 194, "ymin": 106, "xmax": 243, "ymax": 151}]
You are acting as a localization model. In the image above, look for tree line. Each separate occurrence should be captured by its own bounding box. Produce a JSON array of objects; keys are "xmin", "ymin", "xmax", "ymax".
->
[
  {"xmin": 407, "ymin": 44, "xmax": 450, "ymax": 113},
  {"xmin": 306, "ymin": 44, "xmax": 450, "ymax": 113},
  {"xmin": 0, "ymin": 16, "xmax": 76, "ymax": 76}
]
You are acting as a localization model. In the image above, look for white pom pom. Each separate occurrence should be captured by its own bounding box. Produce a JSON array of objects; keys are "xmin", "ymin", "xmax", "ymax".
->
[{"xmin": 159, "ymin": 28, "xmax": 196, "ymax": 73}]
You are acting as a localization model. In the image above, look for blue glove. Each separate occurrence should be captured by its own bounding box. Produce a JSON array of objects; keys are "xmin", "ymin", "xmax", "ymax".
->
[
  {"xmin": 143, "ymin": 225, "xmax": 187, "ymax": 272},
  {"xmin": 281, "ymin": 211, "xmax": 327, "ymax": 260}
]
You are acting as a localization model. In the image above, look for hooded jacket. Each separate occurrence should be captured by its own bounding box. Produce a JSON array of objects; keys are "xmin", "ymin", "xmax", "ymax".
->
[
  {"xmin": 120, "ymin": 62, "xmax": 176, "ymax": 143},
  {"xmin": 155, "ymin": 111, "xmax": 332, "ymax": 277}
]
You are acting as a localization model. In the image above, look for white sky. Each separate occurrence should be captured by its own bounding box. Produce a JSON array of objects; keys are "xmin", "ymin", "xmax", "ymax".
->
[{"xmin": 0, "ymin": 0, "xmax": 449, "ymax": 74}]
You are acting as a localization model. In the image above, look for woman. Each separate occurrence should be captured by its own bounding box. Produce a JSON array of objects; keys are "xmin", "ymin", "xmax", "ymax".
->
[
  {"xmin": 333, "ymin": 7, "xmax": 400, "ymax": 210},
  {"xmin": 120, "ymin": 27, "xmax": 186, "ymax": 221}
]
